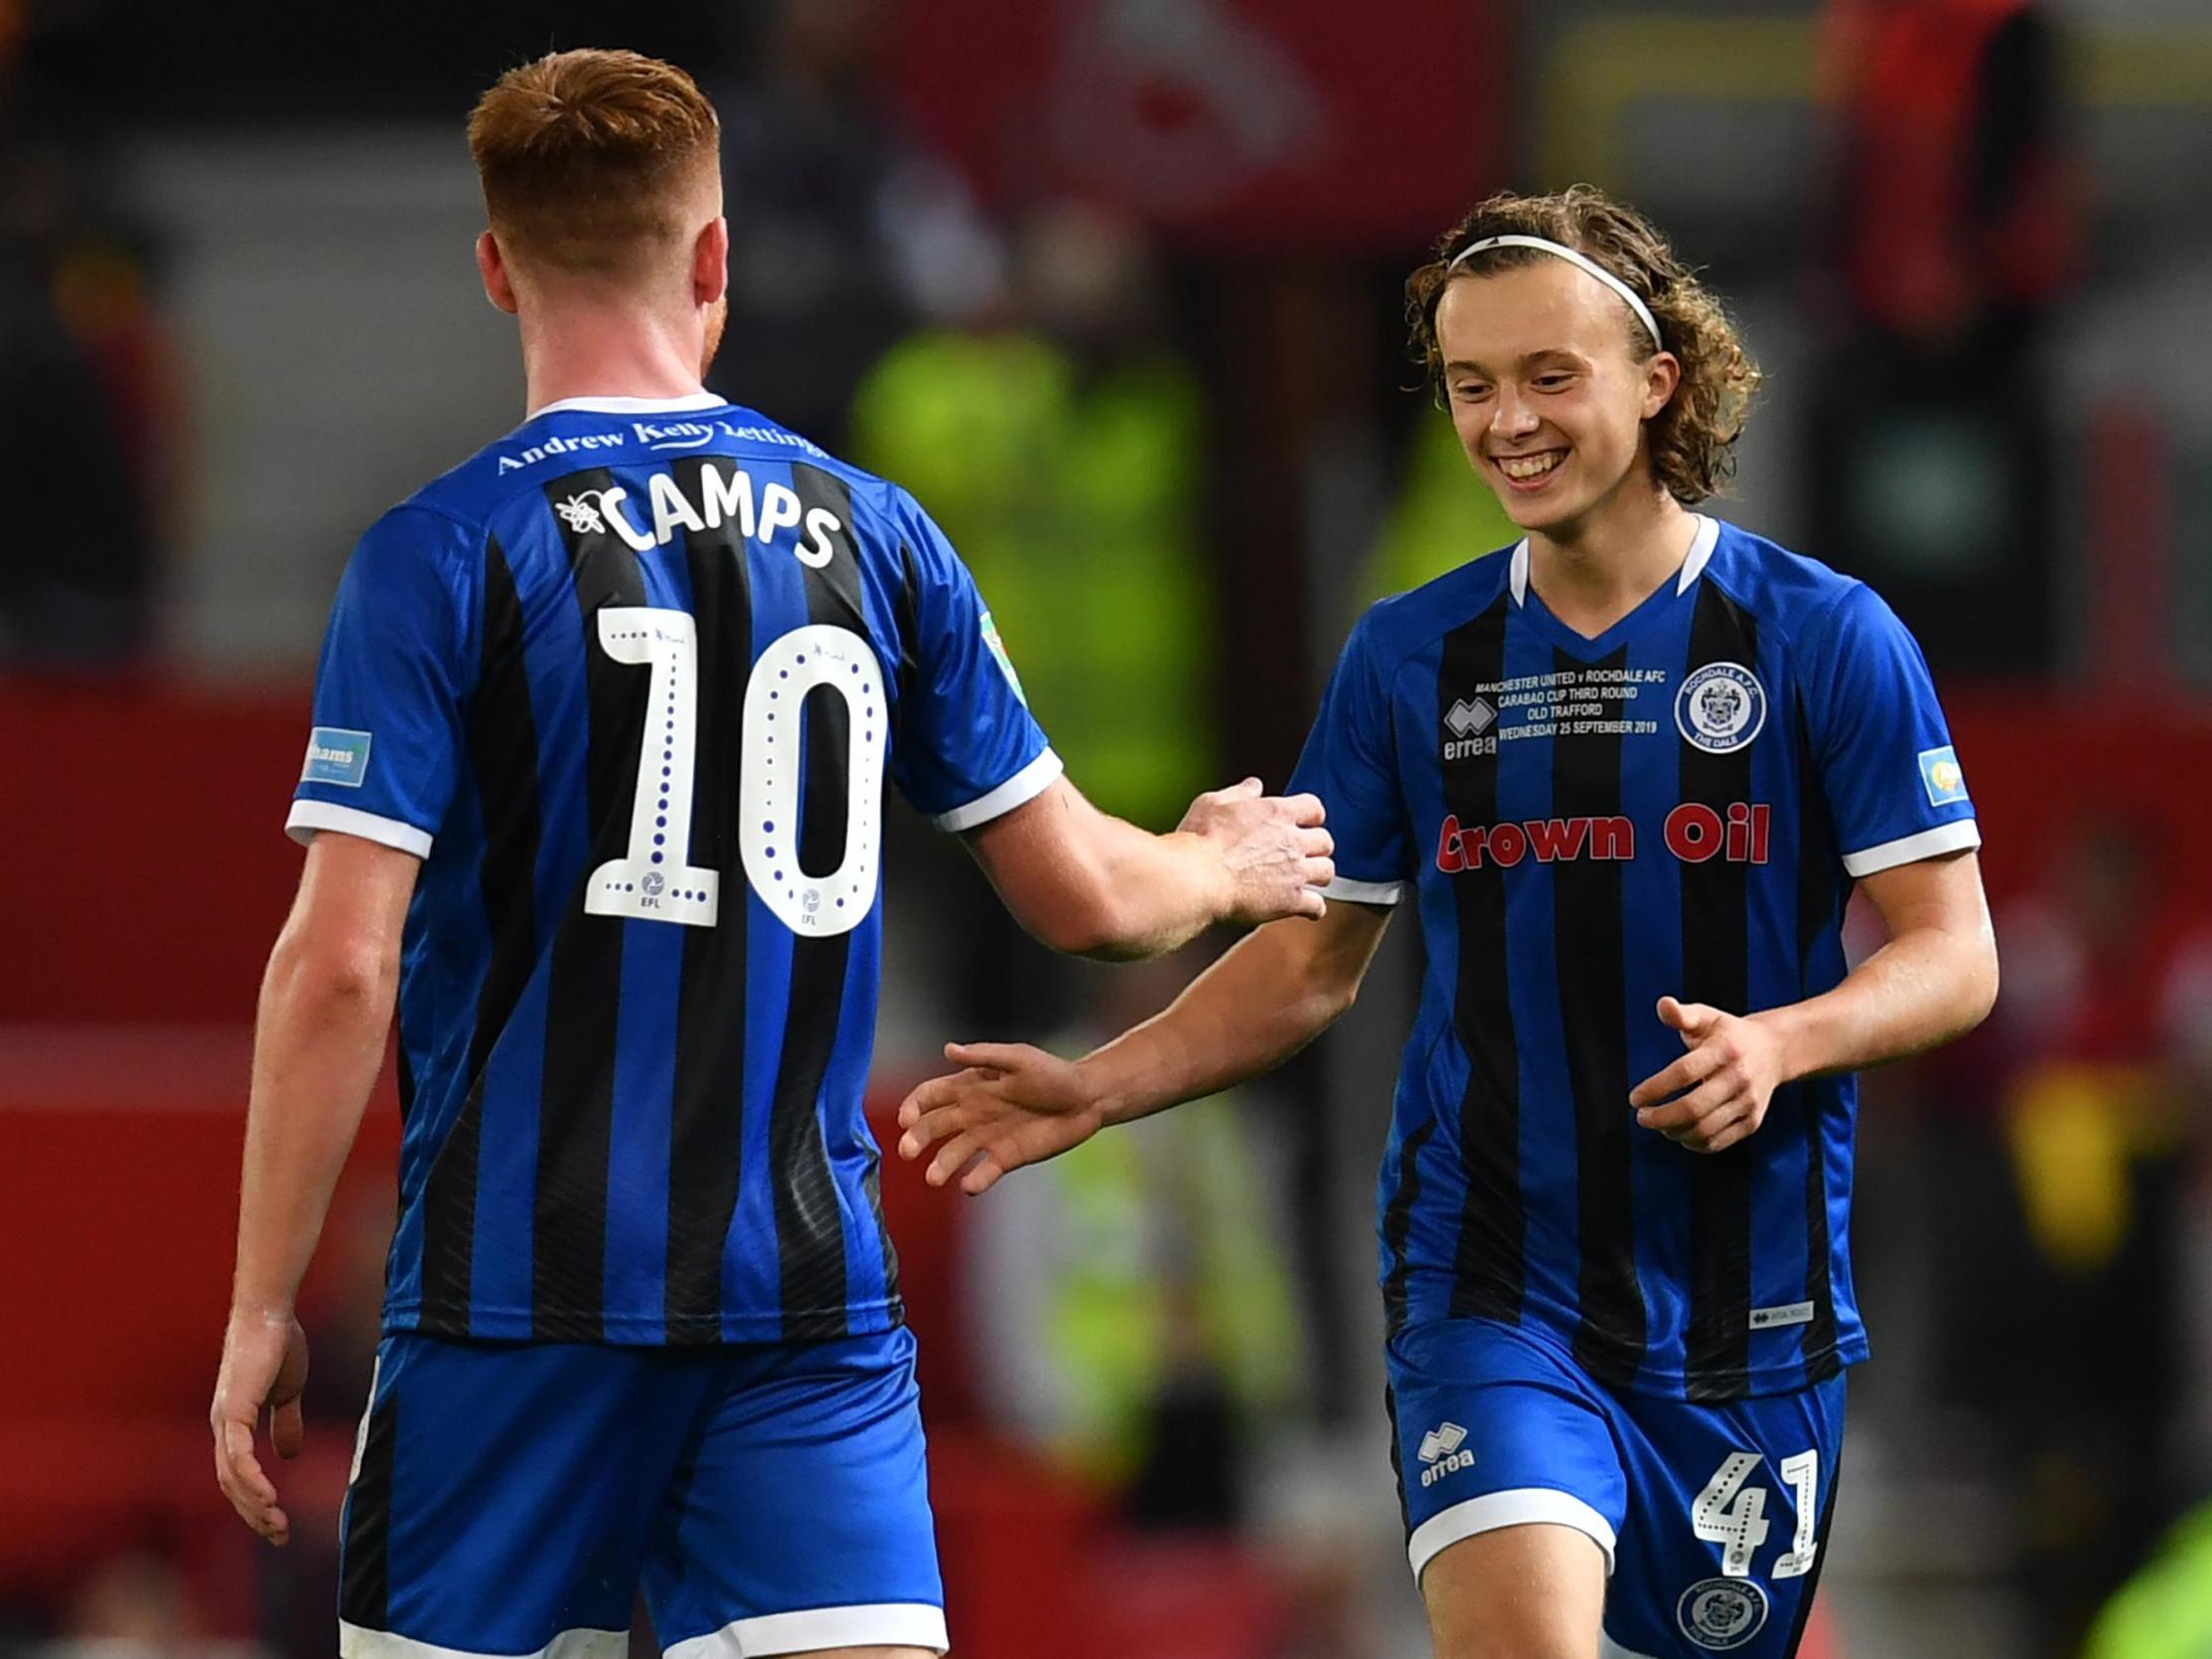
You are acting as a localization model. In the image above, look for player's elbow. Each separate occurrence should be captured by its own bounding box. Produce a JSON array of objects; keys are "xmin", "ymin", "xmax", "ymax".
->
[
  {"xmin": 1295, "ymin": 949, "xmax": 1365, "ymax": 1029},
  {"xmin": 265, "ymin": 925, "xmax": 399, "ymax": 1014},
  {"xmin": 1032, "ymin": 888, "xmax": 1156, "ymax": 961},
  {"xmin": 1956, "ymin": 930, "xmax": 2000, "ymax": 1033}
]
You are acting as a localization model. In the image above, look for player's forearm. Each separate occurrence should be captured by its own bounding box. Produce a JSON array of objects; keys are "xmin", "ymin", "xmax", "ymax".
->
[
  {"xmin": 1753, "ymin": 920, "xmax": 1998, "ymax": 1083},
  {"xmin": 1074, "ymin": 821, "xmax": 1237, "ymax": 960},
  {"xmin": 1082, "ymin": 911, "xmax": 1380, "ymax": 1124},
  {"xmin": 229, "ymin": 931, "xmax": 397, "ymax": 1317}
]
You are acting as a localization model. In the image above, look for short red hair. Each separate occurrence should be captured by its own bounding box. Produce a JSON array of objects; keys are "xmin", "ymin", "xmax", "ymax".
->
[{"xmin": 466, "ymin": 49, "xmax": 719, "ymax": 276}]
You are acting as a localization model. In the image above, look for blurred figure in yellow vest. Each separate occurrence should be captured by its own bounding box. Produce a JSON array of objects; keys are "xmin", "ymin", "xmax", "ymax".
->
[
  {"xmin": 957, "ymin": 949, "xmax": 1305, "ymax": 1524},
  {"xmin": 2083, "ymin": 1502, "xmax": 2212, "ymax": 1659},
  {"xmin": 1357, "ymin": 413, "xmax": 1521, "ymax": 612},
  {"xmin": 851, "ymin": 201, "xmax": 1211, "ymax": 831}
]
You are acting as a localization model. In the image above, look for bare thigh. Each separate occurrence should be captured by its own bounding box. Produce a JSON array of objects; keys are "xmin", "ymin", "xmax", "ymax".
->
[{"xmin": 1422, "ymin": 1521, "xmax": 1607, "ymax": 1659}]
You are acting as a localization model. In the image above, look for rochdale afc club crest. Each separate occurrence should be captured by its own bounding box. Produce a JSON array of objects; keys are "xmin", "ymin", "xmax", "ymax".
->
[
  {"xmin": 1677, "ymin": 1577, "xmax": 1770, "ymax": 1650},
  {"xmin": 1676, "ymin": 662, "xmax": 1766, "ymax": 754}
]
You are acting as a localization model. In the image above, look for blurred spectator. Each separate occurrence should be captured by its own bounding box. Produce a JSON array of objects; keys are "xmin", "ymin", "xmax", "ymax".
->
[
  {"xmin": 1923, "ymin": 817, "xmax": 2209, "ymax": 1654},
  {"xmin": 707, "ymin": 0, "xmax": 1002, "ymax": 447},
  {"xmin": 2083, "ymin": 1499, "xmax": 2212, "ymax": 1659},
  {"xmin": 0, "ymin": 0, "xmax": 173, "ymax": 669},
  {"xmin": 1358, "ymin": 412, "xmax": 1519, "ymax": 611},
  {"xmin": 1805, "ymin": 0, "xmax": 2078, "ymax": 674},
  {"xmin": 959, "ymin": 950, "xmax": 1305, "ymax": 1531},
  {"xmin": 851, "ymin": 200, "xmax": 1211, "ymax": 835},
  {"xmin": 851, "ymin": 199, "xmax": 1212, "ymax": 1033}
]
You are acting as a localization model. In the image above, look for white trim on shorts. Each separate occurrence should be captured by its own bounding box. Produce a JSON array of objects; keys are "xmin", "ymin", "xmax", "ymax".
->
[
  {"xmin": 340, "ymin": 1622, "xmax": 628, "ymax": 1659},
  {"xmin": 1408, "ymin": 1486, "xmax": 1619, "ymax": 1583},
  {"xmin": 1599, "ymin": 1632, "xmax": 1665, "ymax": 1659},
  {"xmin": 663, "ymin": 1603, "xmax": 950, "ymax": 1658}
]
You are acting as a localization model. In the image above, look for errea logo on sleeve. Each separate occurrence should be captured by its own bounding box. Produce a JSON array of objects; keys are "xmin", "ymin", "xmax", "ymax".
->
[
  {"xmin": 1918, "ymin": 745, "xmax": 1968, "ymax": 808},
  {"xmin": 302, "ymin": 727, "xmax": 372, "ymax": 788}
]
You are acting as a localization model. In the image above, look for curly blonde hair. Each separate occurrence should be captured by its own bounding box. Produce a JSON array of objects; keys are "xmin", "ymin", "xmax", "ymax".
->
[{"xmin": 1405, "ymin": 185, "xmax": 1760, "ymax": 505}]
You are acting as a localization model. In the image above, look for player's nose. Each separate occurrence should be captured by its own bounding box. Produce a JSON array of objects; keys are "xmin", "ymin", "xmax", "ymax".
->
[{"xmin": 1488, "ymin": 387, "xmax": 1541, "ymax": 438}]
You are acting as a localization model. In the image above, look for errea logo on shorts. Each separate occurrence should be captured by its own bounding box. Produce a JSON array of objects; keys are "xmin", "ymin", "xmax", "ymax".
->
[
  {"xmin": 301, "ymin": 727, "xmax": 371, "ymax": 788},
  {"xmin": 1418, "ymin": 1421, "xmax": 1474, "ymax": 1488}
]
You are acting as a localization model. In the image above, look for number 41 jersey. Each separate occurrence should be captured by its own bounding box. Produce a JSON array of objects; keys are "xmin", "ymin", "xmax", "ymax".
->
[
  {"xmin": 288, "ymin": 394, "xmax": 1059, "ymax": 1347},
  {"xmin": 1292, "ymin": 516, "xmax": 1980, "ymax": 1401}
]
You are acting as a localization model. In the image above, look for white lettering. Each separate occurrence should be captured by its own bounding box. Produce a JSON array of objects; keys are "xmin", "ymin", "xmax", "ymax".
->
[
  {"xmin": 700, "ymin": 462, "xmax": 756, "ymax": 538},
  {"xmin": 648, "ymin": 470, "xmax": 706, "ymax": 544},
  {"xmin": 759, "ymin": 482, "xmax": 803, "ymax": 543},
  {"xmin": 798, "ymin": 506, "xmax": 842, "ymax": 569},
  {"xmin": 598, "ymin": 486, "xmax": 655, "ymax": 553}
]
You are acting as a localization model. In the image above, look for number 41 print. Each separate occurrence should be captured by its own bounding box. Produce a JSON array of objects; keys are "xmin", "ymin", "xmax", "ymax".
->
[{"xmin": 1692, "ymin": 1449, "xmax": 1819, "ymax": 1580}]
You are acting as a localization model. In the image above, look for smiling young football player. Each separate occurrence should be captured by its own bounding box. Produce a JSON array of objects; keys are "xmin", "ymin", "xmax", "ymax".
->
[{"xmin": 896, "ymin": 186, "xmax": 1998, "ymax": 1659}]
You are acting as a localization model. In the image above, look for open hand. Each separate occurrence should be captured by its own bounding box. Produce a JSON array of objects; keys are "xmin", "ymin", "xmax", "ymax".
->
[
  {"xmin": 1628, "ymin": 997, "xmax": 1787, "ymax": 1155},
  {"xmin": 896, "ymin": 1041, "xmax": 1105, "ymax": 1195},
  {"xmin": 1178, "ymin": 778, "xmax": 1333, "ymax": 926},
  {"xmin": 211, "ymin": 1308, "xmax": 310, "ymax": 1546}
]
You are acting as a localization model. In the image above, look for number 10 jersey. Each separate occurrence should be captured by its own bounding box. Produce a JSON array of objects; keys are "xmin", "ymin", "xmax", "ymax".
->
[{"xmin": 288, "ymin": 393, "xmax": 1059, "ymax": 1347}]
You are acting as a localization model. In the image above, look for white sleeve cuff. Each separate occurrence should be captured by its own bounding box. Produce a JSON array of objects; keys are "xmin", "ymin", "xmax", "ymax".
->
[
  {"xmin": 933, "ymin": 749, "xmax": 1064, "ymax": 832},
  {"xmin": 287, "ymin": 799, "xmax": 434, "ymax": 859},
  {"xmin": 1840, "ymin": 819, "xmax": 1980, "ymax": 878},
  {"xmin": 1324, "ymin": 875, "xmax": 1405, "ymax": 906}
]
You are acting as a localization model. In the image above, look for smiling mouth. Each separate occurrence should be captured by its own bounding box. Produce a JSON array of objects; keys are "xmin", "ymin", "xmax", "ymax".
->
[{"xmin": 1492, "ymin": 450, "xmax": 1567, "ymax": 484}]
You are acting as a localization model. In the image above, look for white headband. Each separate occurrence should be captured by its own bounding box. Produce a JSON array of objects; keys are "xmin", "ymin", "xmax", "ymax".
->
[{"xmin": 1448, "ymin": 234, "xmax": 1661, "ymax": 349}]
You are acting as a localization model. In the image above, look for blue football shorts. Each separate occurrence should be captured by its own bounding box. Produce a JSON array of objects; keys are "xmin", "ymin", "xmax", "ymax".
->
[
  {"xmin": 1386, "ymin": 1316, "xmax": 1846, "ymax": 1657},
  {"xmin": 335, "ymin": 1326, "xmax": 945, "ymax": 1659}
]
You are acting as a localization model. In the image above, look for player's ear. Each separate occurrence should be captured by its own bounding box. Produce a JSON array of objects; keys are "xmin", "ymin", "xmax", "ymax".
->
[
  {"xmin": 693, "ymin": 216, "xmax": 729, "ymax": 309},
  {"xmin": 1640, "ymin": 349, "xmax": 1681, "ymax": 421},
  {"xmin": 476, "ymin": 231, "xmax": 519, "ymax": 316}
]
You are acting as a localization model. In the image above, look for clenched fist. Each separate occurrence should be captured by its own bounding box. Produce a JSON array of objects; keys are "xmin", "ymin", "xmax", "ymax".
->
[{"xmin": 1178, "ymin": 778, "xmax": 1334, "ymax": 926}]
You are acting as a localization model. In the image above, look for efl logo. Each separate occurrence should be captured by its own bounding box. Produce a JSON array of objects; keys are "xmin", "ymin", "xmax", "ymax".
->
[{"xmin": 1435, "ymin": 805, "xmax": 1769, "ymax": 872}]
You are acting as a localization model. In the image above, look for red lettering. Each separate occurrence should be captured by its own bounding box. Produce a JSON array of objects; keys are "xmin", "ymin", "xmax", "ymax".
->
[
  {"xmin": 1526, "ymin": 817, "xmax": 1590, "ymax": 862},
  {"xmin": 1726, "ymin": 801, "xmax": 1752, "ymax": 862},
  {"xmin": 1665, "ymin": 803, "xmax": 1724, "ymax": 862},
  {"xmin": 1436, "ymin": 807, "xmax": 1757, "ymax": 873}
]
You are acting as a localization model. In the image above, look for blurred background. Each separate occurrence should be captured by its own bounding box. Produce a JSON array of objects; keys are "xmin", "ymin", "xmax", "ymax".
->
[{"xmin": 2, "ymin": 0, "xmax": 2210, "ymax": 1655}]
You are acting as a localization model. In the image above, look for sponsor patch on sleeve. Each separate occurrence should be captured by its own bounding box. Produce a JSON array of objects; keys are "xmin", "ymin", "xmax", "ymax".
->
[
  {"xmin": 302, "ymin": 727, "xmax": 373, "ymax": 788},
  {"xmin": 1918, "ymin": 745, "xmax": 1968, "ymax": 808},
  {"xmin": 980, "ymin": 610, "xmax": 1027, "ymax": 705}
]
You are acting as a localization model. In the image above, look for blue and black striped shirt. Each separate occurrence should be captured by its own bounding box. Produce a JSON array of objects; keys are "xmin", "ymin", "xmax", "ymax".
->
[
  {"xmin": 289, "ymin": 393, "xmax": 1057, "ymax": 1346},
  {"xmin": 1291, "ymin": 516, "xmax": 1979, "ymax": 1399}
]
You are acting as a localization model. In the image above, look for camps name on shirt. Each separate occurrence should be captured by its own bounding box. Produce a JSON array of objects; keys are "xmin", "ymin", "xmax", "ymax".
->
[{"xmin": 549, "ymin": 461, "xmax": 845, "ymax": 566}]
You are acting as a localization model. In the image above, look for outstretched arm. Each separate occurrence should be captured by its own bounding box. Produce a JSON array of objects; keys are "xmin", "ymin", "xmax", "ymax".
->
[
  {"xmin": 1630, "ymin": 849, "xmax": 1998, "ymax": 1154},
  {"xmin": 964, "ymin": 774, "xmax": 1337, "ymax": 961},
  {"xmin": 899, "ymin": 898, "xmax": 1392, "ymax": 1192},
  {"xmin": 213, "ymin": 831, "xmax": 416, "ymax": 1546}
]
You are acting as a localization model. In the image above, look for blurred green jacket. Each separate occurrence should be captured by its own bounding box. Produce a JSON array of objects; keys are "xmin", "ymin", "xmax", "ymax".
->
[
  {"xmin": 2084, "ymin": 1500, "xmax": 2212, "ymax": 1659},
  {"xmin": 851, "ymin": 329, "xmax": 1211, "ymax": 829}
]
